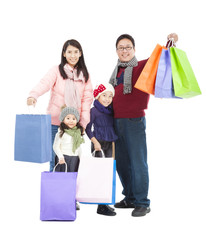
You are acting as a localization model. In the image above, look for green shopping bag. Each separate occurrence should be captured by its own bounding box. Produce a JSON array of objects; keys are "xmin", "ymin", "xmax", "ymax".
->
[{"xmin": 170, "ymin": 47, "xmax": 201, "ymax": 98}]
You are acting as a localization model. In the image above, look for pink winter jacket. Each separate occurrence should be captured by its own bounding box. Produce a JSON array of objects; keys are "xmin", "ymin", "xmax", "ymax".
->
[{"xmin": 28, "ymin": 65, "xmax": 93, "ymax": 128}]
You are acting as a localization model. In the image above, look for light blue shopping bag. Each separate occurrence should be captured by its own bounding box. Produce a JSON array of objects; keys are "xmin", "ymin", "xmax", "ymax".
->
[
  {"xmin": 14, "ymin": 114, "xmax": 52, "ymax": 163},
  {"xmin": 155, "ymin": 49, "xmax": 180, "ymax": 98}
]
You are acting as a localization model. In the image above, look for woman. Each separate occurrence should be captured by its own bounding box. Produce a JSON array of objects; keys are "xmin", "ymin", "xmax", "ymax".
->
[{"xmin": 27, "ymin": 39, "xmax": 93, "ymax": 171}]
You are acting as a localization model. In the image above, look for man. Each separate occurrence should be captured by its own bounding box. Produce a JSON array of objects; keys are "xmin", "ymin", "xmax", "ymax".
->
[{"xmin": 110, "ymin": 33, "xmax": 178, "ymax": 217}]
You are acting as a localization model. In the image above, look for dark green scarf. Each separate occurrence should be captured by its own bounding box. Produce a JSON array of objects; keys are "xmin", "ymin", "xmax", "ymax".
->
[{"xmin": 64, "ymin": 127, "xmax": 85, "ymax": 153}]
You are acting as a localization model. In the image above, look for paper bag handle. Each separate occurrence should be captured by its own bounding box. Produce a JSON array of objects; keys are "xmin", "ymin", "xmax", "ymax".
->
[
  {"xmin": 53, "ymin": 162, "xmax": 68, "ymax": 172},
  {"xmin": 92, "ymin": 149, "xmax": 105, "ymax": 158},
  {"xmin": 27, "ymin": 105, "xmax": 41, "ymax": 114},
  {"xmin": 166, "ymin": 38, "xmax": 175, "ymax": 48}
]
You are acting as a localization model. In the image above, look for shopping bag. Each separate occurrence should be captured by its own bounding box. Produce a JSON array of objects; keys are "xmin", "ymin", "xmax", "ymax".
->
[
  {"xmin": 40, "ymin": 163, "xmax": 77, "ymax": 221},
  {"xmin": 76, "ymin": 152, "xmax": 116, "ymax": 204},
  {"xmin": 14, "ymin": 114, "xmax": 52, "ymax": 163},
  {"xmin": 155, "ymin": 49, "xmax": 180, "ymax": 98},
  {"xmin": 170, "ymin": 47, "xmax": 201, "ymax": 98},
  {"xmin": 135, "ymin": 44, "xmax": 166, "ymax": 94}
]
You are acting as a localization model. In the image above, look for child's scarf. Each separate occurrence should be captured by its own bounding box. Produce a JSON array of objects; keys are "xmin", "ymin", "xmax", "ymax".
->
[
  {"xmin": 94, "ymin": 100, "xmax": 113, "ymax": 115},
  {"xmin": 64, "ymin": 126, "xmax": 85, "ymax": 153}
]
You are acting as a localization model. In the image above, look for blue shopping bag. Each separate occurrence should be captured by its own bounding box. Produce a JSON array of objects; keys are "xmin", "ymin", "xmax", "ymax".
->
[
  {"xmin": 155, "ymin": 49, "xmax": 180, "ymax": 98},
  {"xmin": 14, "ymin": 114, "xmax": 52, "ymax": 163},
  {"xmin": 40, "ymin": 166, "xmax": 77, "ymax": 221}
]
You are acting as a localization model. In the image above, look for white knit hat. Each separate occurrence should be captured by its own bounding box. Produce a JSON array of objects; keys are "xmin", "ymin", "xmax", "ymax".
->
[
  {"xmin": 59, "ymin": 106, "xmax": 80, "ymax": 122},
  {"xmin": 93, "ymin": 83, "xmax": 115, "ymax": 99}
]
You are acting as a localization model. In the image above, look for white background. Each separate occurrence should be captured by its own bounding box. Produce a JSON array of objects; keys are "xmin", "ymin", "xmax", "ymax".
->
[{"xmin": 1, "ymin": 0, "xmax": 206, "ymax": 239}]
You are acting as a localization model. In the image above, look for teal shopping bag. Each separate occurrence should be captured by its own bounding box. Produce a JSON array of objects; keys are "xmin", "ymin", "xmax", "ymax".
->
[
  {"xmin": 170, "ymin": 47, "xmax": 201, "ymax": 98},
  {"xmin": 14, "ymin": 114, "xmax": 52, "ymax": 163}
]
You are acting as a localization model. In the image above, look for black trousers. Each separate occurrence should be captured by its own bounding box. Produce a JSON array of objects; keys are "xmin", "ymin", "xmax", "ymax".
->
[
  {"xmin": 91, "ymin": 140, "xmax": 112, "ymax": 158},
  {"xmin": 54, "ymin": 155, "xmax": 80, "ymax": 172}
]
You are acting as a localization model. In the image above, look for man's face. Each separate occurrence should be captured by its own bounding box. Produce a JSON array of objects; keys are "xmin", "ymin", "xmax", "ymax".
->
[{"xmin": 116, "ymin": 38, "xmax": 135, "ymax": 62}]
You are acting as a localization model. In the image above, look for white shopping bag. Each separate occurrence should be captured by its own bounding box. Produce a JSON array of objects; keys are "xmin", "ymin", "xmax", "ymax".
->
[{"xmin": 76, "ymin": 151, "xmax": 116, "ymax": 204}]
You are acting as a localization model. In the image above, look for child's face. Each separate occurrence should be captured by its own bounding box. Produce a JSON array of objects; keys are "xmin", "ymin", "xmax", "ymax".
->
[
  {"xmin": 98, "ymin": 91, "xmax": 113, "ymax": 107},
  {"xmin": 63, "ymin": 114, "xmax": 77, "ymax": 128},
  {"xmin": 63, "ymin": 45, "xmax": 82, "ymax": 67}
]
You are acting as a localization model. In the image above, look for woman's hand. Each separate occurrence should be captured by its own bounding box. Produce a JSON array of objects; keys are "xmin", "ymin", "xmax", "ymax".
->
[
  {"xmin": 167, "ymin": 33, "xmax": 178, "ymax": 43},
  {"xmin": 27, "ymin": 97, "xmax": 37, "ymax": 106}
]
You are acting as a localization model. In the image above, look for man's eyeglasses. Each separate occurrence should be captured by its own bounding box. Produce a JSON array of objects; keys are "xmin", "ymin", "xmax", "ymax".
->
[{"xmin": 117, "ymin": 46, "xmax": 133, "ymax": 52}]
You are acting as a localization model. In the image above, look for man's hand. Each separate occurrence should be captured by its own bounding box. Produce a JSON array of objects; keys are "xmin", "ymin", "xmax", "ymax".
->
[{"xmin": 167, "ymin": 33, "xmax": 178, "ymax": 43}]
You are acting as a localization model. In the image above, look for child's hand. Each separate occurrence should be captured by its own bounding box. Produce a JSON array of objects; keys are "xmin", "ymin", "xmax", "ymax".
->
[
  {"xmin": 91, "ymin": 137, "xmax": 101, "ymax": 151},
  {"xmin": 94, "ymin": 141, "xmax": 101, "ymax": 151},
  {"xmin": 59, "ymin": 158, "xmax": 65, "ymax": 164}
]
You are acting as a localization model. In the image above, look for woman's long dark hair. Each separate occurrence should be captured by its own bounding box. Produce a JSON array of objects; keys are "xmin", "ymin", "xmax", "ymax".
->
[
  {"xmin": 59, "ymin": 39, "xmax": 89, "ymax": 82},
  {"xmin": 59, "ymin": 122, "xmax": 84, "ymax": 138}
]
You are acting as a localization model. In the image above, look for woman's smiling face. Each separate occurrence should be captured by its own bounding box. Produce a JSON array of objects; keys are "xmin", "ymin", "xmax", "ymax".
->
[{"xmin": 63, "ymin": 45, "xmax": 82, "ymax": 67}]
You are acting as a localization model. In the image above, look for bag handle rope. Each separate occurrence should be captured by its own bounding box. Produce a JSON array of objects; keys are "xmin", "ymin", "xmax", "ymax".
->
[
  {"xmin": 166, "ymin": 38, "xmax": 175, "ymax": 48},
  {"xmin": 92, "ymin": 149, "xmax": 105, "ymax": 158},
  {"xmin": 53, "ymin": 162, "xmax": 68, "ymax": 172}
]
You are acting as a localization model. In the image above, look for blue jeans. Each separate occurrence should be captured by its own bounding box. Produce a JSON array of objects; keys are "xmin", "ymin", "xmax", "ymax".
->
[
  {"xmin": 50, "ymin": 125, "xmax": 59, "ymax": 171},
  {"xmin": 114, "ymin": 117, "xmax": 150, "ymax": 208}
]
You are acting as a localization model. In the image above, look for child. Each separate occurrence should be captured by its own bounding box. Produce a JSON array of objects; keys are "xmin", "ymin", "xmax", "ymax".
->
[
  {"xmin": 53, "ymin": 106, "xmax": 84, "ymax": 173},
  {"xmin": 85, "ymin": 83, "xmax": 118, "ymax": 216},
  {"xmin": 27, "ymin": 39, "xmax": 93, "ymax": 171},
  {"xmin": 53, "ymin": 106, "xmax": 84, "ymax": 210}
]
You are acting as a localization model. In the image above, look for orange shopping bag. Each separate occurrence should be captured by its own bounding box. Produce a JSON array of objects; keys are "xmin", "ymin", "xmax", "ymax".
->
[{"xmin": 134, "ymin": 44, "xmax": 166, "ymax": 94}]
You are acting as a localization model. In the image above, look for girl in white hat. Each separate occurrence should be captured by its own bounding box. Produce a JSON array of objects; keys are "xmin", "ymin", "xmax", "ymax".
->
[{"xmin": 86, "ymin": 83, "xmax": 118, "ymax": 216}]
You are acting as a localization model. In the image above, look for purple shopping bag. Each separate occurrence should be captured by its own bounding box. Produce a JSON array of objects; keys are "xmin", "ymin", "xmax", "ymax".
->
[
  {"xmin": 155, "ymin": 49, "xmax": 180, "ymax": 98},
  {"xmin": 40, "ymin": 170, "xmax": 77, "ymax": 221}
]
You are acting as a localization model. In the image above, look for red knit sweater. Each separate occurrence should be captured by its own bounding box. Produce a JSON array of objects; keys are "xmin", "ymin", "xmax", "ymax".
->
[{"xmin": 113, "ymin": 59, "xmax": 150, "ymax": 119}]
